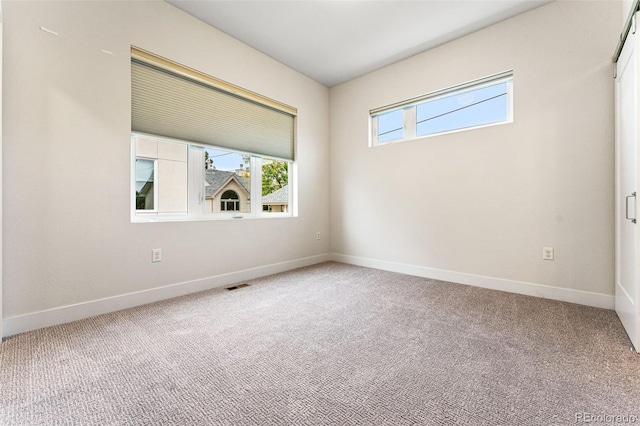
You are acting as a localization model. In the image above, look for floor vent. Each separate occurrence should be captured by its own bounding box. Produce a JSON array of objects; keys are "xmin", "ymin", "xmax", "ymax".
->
[{"xmin": 226, "ymin": 283, "xmax": 250, "ymax": 291}]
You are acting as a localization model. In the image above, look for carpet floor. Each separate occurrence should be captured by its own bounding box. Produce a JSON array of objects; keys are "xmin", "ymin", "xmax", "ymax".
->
[{"xmin": 1, "ymin": 262, "xmax": 639, "ymax": 425}]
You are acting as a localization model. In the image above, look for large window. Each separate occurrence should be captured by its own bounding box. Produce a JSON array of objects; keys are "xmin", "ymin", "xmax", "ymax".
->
[
  {"xmin": 370, "ymin": 71, "xmax": 513, "ymax": 146},
  {"xmin": 130, "ymin": 47, "xmax": 296, "ymax": 222},
  {"xmin": 132, "ymin": 135, "xmax": 293, "ymax": 221}
]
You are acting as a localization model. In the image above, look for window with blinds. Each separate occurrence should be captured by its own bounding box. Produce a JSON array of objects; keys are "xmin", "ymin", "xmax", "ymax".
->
[
  {"xmin": 130, "ymin": 47, "xmax": 296, "ymax": 222},
  {"xmin": 131, "ymin": 46, "xmax": 296, "ymax": 160}
]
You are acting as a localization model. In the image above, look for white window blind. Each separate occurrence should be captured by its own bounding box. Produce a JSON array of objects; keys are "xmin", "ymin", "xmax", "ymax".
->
[{"xmin": 131, "ymin": 47, "xmax": 296, "ymax": 160}]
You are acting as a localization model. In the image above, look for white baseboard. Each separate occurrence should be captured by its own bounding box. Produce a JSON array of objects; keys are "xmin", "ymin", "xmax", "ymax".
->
[
  {"xmin": 4, "ymin": 252, "xmax": 614, "ymax": 338},
  {"xmin": 2, "ymin": 254, "xmax": 331, "ymax": 338},
  {"xmin": 330, "ymin": 253, "xmax": 615, "ymax": 310}
]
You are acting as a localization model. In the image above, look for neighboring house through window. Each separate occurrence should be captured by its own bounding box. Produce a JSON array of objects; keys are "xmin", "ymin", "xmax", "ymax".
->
[{"xmin": 262, "ymin": 185, "xmax": 288, "ymax": 213}]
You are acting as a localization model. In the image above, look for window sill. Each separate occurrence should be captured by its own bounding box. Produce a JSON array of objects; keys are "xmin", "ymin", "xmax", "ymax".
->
[
  {"xmin": 370, "ymin": 118, "xmax": 513, "ymax": 147},
  {"xmin": 131, "ymin": 213, "xmax": 296, "ymax": 223}
]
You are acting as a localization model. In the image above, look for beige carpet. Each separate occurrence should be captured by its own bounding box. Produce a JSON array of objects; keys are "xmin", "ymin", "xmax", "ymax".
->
[{"xmin": 1, "ymin": 262, "xmax": 639, "ymax": 425}]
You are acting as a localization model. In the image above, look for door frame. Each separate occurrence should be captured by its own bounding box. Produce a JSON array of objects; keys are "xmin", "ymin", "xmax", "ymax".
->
[{"xmin": 0, "ymin": 4, "xmax": 4, "ymax": 340}]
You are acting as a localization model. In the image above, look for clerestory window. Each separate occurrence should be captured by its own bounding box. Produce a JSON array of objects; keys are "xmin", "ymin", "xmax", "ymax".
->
[{"xmin": 370, "ymin": 71, "xmax": 513, "ymax": 146}]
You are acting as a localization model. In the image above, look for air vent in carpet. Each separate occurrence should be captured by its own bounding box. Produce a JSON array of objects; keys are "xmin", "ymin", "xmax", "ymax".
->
[{"xmin": 226, "ymin": 283, "xmax": 250, "ymax": 291}]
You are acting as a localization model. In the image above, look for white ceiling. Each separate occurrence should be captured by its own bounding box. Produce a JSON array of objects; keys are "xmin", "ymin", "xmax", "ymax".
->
[{"xmin": 167, "ymin": 0, "xmax": 554, "ymax": 87}]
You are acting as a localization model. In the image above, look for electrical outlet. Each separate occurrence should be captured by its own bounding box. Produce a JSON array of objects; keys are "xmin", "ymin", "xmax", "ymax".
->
[
  {"xmin": 543, "ymin": 247, "xmax": 554, "ymax": 261},
  {"xmin": 316, "ymin": 232, "xmax": 321, "ymax": 240},
  {"xmin": 152, "ymin": 248, "xmax": 162, "ymax": 263}
]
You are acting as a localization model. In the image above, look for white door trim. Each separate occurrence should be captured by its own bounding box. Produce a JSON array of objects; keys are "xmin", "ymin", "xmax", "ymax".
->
[{"xmin": 0, "ymin": 4, "xmax": 4, "ymax": 340}]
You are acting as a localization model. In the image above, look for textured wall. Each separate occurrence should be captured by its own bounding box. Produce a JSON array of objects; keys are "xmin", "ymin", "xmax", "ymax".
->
[{"xmin": 329, "ymin": 1, "xmax": 621, "ymax": 296}]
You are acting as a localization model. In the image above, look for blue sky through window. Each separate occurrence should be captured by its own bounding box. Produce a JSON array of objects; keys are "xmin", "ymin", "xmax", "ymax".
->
[
  {"xmin": 206, "ymin": 148, "xmax": 247, "ymax": 171},
  {"xmin": 375, "ymin": 80, "xmax": 509, "ymax": 144},
  {"xmin": 416, "ymin": 82, "xmax": 508, "ymax": 136},
  {"xmin": 377, "ymin": 109, "xmax": 403, "ymax": 143}
]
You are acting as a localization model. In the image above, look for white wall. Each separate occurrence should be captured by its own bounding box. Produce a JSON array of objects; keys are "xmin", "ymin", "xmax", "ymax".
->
[
  {"xmin": 2, "ymin": 1, "xmax": 330, "ymax": 334},
  {"xmin": 329, "ymin": 1, "xmax": 621, "ymax": 305}
]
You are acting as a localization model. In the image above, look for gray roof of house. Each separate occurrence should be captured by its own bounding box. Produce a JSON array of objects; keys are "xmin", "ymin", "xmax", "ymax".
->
[
  {"xmin": 262, "ymin": 185, "xmax": 288, "ymax": 204},
  {"xmin": 205, "ymin": 169, "xmax": 249, "ymax": 197}
]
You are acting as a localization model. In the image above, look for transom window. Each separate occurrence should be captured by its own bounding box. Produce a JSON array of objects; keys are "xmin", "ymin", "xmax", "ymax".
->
[{"xmin": 371, "ymin": 71, "xmax": 513, "ymax": 146}]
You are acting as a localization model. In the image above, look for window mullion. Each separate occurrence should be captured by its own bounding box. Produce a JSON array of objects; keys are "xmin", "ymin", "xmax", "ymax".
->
[
  {"xmin": 251, "ymin": 156, "xmax": 261, "ymax": 216},
  {"xmin": 507, "ymin": 79, "xmax": 514, "ymax": 122},
  {"xmin": 152, "ymin": 159, "xmax": 158, "ymax": 211},
  {"xmin": 371, "ymin": 116, "xmax": 379, "ymax": 146},
  {"xmin": 404, "ymin": 107, "xmax": 417, "ymax": 140},
  {"xmin": 188, "ymin": 146, "xmax": 204, "ymax": 219}
]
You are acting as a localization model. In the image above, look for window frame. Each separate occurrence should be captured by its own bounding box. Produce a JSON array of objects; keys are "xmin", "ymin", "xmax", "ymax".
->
[
  {"xmin": 370, "ymin": 71, "xmax": 513, "ymax": 147},
  {"xmin": 131, "ymin": 133, "xmax": 295, "ymax": 223}
]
